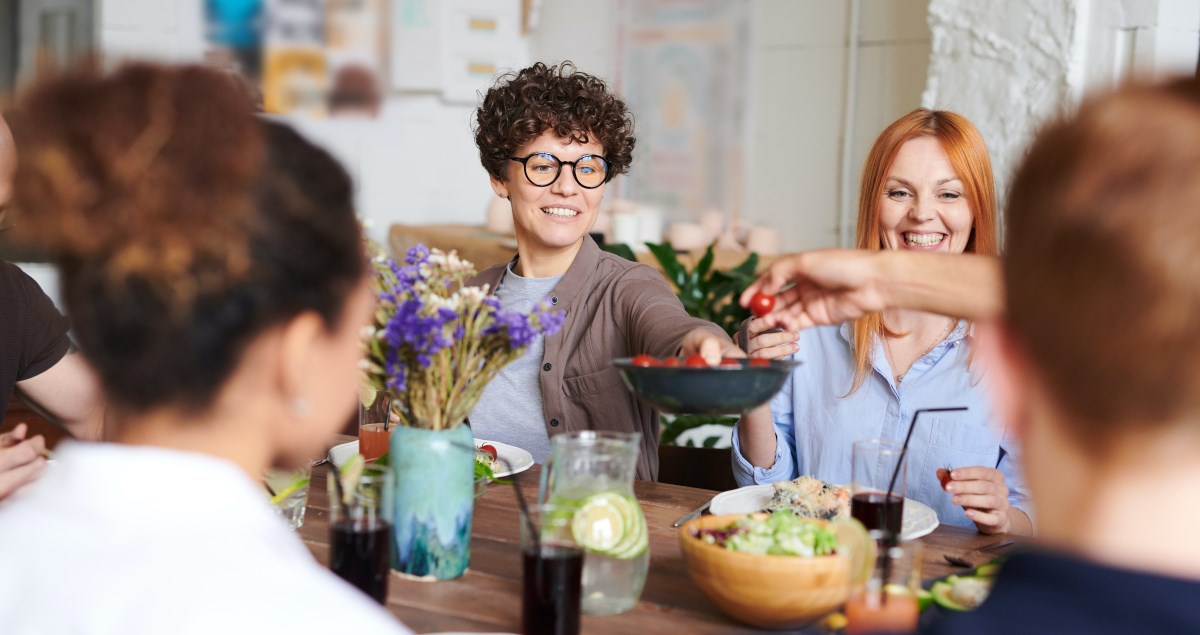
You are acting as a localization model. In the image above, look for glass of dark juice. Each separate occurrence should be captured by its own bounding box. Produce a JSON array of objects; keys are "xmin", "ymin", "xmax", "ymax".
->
[
  {"xmin": 328, "ymin": 462, "xmax": 393, "ymax": 603},
  {"xmin": 850, "ymin": 439, "xmax": 907, "ymax": 537},
  {"xmin": 521, "ymin": 504, "xmax": 583, "ymax": 635}
]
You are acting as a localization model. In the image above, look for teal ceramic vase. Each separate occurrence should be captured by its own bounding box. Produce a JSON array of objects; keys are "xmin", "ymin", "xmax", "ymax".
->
[{"xmin": 389, "ymin": 423, "xmax": 474, "ymax": 579}]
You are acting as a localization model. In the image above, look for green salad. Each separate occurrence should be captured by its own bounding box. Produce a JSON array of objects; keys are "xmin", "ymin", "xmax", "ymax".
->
[{"xmin": 697, "ymin": 510, "xmax": 839, "ymax": 557}]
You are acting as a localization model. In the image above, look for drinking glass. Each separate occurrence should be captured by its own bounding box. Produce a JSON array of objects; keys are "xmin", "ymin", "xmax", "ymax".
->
[
  {"xmin": 845, "ymin": 531, "xmax": 924, "ymax": 634},
  {"xmin": 850, "ymin": 439, "xmax": 907, "ymax": 537},
  {"xmin": 264, "ymin": 463, "xmax": 312, "ymax": 530},
  {"xmin": 328, "ymin": 463, "xmax": 394, "ymax": 603},
  {"xmin": 358, "ymin": 394, "xmax": 393, "ymax": 461},
  {"xmin": 541, "ymin": 431, "xmax": 648, "ymax": 616},
  {"xmin": 521, "ymin": 504, "xmax": 583, "ymax": 635}
]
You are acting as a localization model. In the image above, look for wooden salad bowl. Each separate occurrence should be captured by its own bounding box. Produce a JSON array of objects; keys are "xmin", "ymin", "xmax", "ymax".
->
[{"xmin": 678, "ymin": 513, "xmax": 851, "ymax": 629}]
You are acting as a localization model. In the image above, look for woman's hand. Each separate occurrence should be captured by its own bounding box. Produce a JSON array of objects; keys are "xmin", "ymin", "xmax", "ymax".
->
[
  {"xmin": 939, "ymin": 466, "xmax": 1022, "ymax": 535},
  {"xmin": 738, "ymin": 317, "xmax": 799, "ymax": 360},
  {"xmin": 0, "ymin": 423, "xmax": 48, "ymax": 501},
  {"xmin": 679, "ymin": 328, "xmax": 745, "ymax": 365}
]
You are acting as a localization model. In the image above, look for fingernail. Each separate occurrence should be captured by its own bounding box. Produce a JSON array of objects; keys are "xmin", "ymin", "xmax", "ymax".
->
[
  {"xmin": 953, "ymin": 496, "xmax": 961, "ymax": 504},
  {"xmin": 946, "ymin": 484, "xmax": 955, "ymax": 492}
]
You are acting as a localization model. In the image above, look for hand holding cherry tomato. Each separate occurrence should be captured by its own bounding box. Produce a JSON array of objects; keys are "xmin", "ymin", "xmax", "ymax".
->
[{"xmin": 748, "ymin": 292, "xmax": 776, "ymax": 317}]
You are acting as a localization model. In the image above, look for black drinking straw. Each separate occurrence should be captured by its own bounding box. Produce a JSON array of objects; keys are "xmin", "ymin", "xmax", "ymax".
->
[
  {"xmin": 884, "ymin": 407, "xmax": 968, "ymax": 512},
  {"xmin": 878, "ymin": 406, "xmax": 968, "ymax": 605}
]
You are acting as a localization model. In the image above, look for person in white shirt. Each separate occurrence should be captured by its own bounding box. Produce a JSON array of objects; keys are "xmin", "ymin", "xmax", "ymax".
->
[{"xmin": 0, "ymin": 63, "xmax": 411, "ymax": 634}]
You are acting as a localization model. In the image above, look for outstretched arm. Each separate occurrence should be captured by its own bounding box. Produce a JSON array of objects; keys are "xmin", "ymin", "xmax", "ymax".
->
[{"xmin": 739, "ymin": 250, "xmax": 1004, "ymax": 329}]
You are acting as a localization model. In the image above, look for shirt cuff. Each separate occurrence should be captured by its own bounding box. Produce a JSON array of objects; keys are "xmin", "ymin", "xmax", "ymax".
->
[
  {"xmin": 730, "ymin": 422, "xmax": 793, "ymax": 486},
  {"xmin": 1009, "ymin": 495, "xmax": 1036, "ymax": 534}
]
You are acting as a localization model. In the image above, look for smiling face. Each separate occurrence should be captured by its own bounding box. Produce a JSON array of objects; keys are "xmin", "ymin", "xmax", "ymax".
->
[
  {"xmin": 877, "ymin": 136, "xmax": 974, "ymax": 254},
  {"xmin": 490, "ymin": 130, "xmax": 607, "ymax": 264}
]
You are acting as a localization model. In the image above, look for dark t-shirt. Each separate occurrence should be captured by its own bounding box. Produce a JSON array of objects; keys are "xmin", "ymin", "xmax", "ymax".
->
[
  {"xmin": 921, "ymin": 549, "xmax": 1200, "ymax": 634},
  {"xmin": 0, "ymin": 260, "xmax": 70, "ymax": 419}
]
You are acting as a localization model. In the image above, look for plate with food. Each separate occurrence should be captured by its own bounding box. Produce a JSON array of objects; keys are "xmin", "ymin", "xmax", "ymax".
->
[
  {"xmin": 328, "ymin": 438, "xmax": 534, "ymax": 478},
  {"xmin": 709, "ymin": 476, "xmax": 939, "ymax": 540},
  {"xmin": 473, "ymin": 439, "xmax": 534, "ymax": 478}
]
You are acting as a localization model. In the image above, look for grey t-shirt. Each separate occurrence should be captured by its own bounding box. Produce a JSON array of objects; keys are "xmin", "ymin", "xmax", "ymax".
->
[{"xmin": 467, "ymin": 263, "xmax": 560, "ymax": 464}]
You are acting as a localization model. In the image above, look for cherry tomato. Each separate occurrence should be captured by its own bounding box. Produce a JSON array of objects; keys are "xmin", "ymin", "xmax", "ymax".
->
[
  {"xmin": 748, "ymin": 358, "xmax": 770, "ymax": 367},
  {"xmin": 480, "ymin": 444, "xmax": 498, "ymax": 460},
  {"xmin": 938, "ymin": 466, "xmax": 954, "ymax": 490},
  {"xmin": 683, "ymin": 354, "xmax": 708, "ymax": 368},
  {"xmin": 719, "ymin": 358, "xmax": 742, "ymax": 366},
  {"xmin": 631, "ymin": 354, "xmax": 659, "ymax": 367},
  {"xmin": 749, "ymin": 292, "xmax": 776, "ymax": 317},
  {"xmin": 662, "ymin": 357, "xmax": 682, "ymax": 367}
]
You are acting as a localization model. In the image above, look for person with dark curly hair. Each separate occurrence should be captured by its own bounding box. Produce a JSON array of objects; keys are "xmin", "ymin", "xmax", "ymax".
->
[
  {"xmin": 468, "ymin": 61, "xmax": 741, "ymax": 480},
  {"xmin": 0, "ymin": 64, "xmax": 411, "ymax": 633}
]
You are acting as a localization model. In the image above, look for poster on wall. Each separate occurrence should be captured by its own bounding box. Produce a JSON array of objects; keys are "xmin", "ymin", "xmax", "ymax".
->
[
  {"xmin": 616, "ymin": 0, "xmax": 750, "ymax": 225},
  {"xmin": 207, "ymin": 0, "xmax": 384, "ymax": 117},
  {"xmin": 389, "ymin": 0, "xmax": 530, "ymax": 101}
]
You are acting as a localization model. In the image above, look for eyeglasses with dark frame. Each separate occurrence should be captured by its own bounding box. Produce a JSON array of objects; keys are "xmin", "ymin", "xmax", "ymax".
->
[{"xmin": 509, "ymin": 152, "xmax": 611, "ymax": 189}]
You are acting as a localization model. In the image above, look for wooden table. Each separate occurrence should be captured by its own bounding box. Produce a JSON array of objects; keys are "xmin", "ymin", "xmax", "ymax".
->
[{"xmin": 299, "ymin": 458, "xmax": 1018, "ymax": 634}]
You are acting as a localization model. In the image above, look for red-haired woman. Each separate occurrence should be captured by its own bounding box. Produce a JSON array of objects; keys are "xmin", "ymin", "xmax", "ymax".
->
[{"xmin": 733, "ymin": 110, "xmax": 1032, "ymax": 535}]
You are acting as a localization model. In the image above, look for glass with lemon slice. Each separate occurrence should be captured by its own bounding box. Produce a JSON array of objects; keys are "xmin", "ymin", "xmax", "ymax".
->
[
  {"xmin": 845, "ymin": 531, "xmax": 923, "ymax": 634},
  {"xmin": 542, "ymin": 431, "xmax": 649, "ymax": 616},
  {"xmin": 264, "ymin": 464, "xmax": 312, "ymax": 530}
]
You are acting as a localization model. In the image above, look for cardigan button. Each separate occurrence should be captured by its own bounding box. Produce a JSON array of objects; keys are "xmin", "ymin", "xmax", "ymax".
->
[
  {"xmin": 550, "ymin": 418, "xmax": 560, "ymax": 427},
  {"xmin": 551, "ymin": 296, "xmax": 559, "ymax": 305},
  {"xmin": 543, "ymin": 363, "xmax": 552, "ymax": 371}
]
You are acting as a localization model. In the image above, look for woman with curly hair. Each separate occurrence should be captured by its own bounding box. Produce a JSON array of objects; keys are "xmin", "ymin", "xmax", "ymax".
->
[
  {"xmin": 469, "ymin": 61, "xmax": 741, "ymax": 480},
  {"xmin": 0, "ymin": 63, "xmax": 411, "ymax": 633}
]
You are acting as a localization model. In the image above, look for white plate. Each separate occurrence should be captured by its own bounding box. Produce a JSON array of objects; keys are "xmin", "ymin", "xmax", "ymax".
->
[
  {"xmin": 709, "ymin": 483, "xmax": 939, "ymax": 541},
  {"xmin": 328, "ymin": 438, "xmax": 534, "ymax": 479}
]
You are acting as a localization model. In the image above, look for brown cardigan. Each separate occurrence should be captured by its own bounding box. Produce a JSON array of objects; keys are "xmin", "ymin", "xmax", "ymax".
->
[{"xmin": 468, "ymin": 236, "xmax": 729, "ymax": 480}]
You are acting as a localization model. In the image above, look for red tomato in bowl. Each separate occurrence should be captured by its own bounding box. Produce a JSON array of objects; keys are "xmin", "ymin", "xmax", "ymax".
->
[
  {"xmin": 719, "ymin": 358, "xmax": 742, "ymax": 366},
  {"xmin": 683, "ymin": 354, "xmax": 708, "ymax": 368},
  {"xmin": 479, "ymin": 444, "xmax": 498, "ymax": 460},
  {"xmin": 662, "ymin": 357, "xmax": 683, "ymax": 367},
  {"xmin": 749, "ymin": 292, "xmax": 776, "ymax": 317},
  {"xmin": 631, "ymin": 354, "xmax": 659, "ymax": 367},
  {"xmin": 748, "ymin": 358, "xmax": 771, "ymax": 367}
]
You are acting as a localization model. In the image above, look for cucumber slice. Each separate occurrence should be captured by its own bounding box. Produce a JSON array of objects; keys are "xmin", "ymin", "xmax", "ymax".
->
[
  {"xmin": 916, "ymin": 587, "xmax": 934, "ymax": 612},
  {"xmin": 571, "ymin": 493, "xmax": 634, "ymax": 553},
  {"xmin": 609, "ymin": 509, "xmax": 648, "ymax": 559},
  {"xmin": 931, "ymin": 581, "xmax": 971, "ymax": 611}
]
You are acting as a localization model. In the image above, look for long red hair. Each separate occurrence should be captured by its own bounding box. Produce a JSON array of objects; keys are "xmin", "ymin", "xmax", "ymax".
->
[{"xmin": 848, "ymin": 109, "xmax": 998, "ymax": 394}]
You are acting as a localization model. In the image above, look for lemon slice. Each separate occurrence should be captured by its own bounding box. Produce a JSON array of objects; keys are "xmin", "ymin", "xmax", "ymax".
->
[
  {"xmin": 830, "ymin": 517, "xmax": 874, "ymax": 586},
  {"xmin": 269, "ymin": 476, "xmax": 310, "ymax": 506},
  {"xmin": 571, "ymin": 493, "xmax": 631, "ymax": 553},
  {"xmin": 338, "ymin": 453, "xmax": 366, "ymax": 504},
  {"xmin": 359, "ymin": 383, "xmax": 377, "ymax": 409}
]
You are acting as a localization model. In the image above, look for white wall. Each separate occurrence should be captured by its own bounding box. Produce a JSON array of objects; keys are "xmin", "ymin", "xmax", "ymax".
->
[
  {"xmin": 746, "ymin": 0, "xmax": 931, "ymax": 251},
  {"xmin": 93, "ymin": 0, "xmax": 932, "ymax": 253},
  {"xmin": 97, "ymin": 0, "xmax": 501, "ymax": 246},
  {"xmin": 923, "ymin": 0, "xmax": 1200, "ymax": 214}
]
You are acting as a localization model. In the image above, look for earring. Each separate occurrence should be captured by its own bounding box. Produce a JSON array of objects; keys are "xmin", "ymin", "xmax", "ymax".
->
[{"xmin": 290, "ymin": 397, "xmax": 310, "ymax": 418}]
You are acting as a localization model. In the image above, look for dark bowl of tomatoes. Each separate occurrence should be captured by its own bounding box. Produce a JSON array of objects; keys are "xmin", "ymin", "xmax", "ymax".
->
[{"xmin": 613, "ymin": 356, "xmax": 801, "ymax": 415}]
